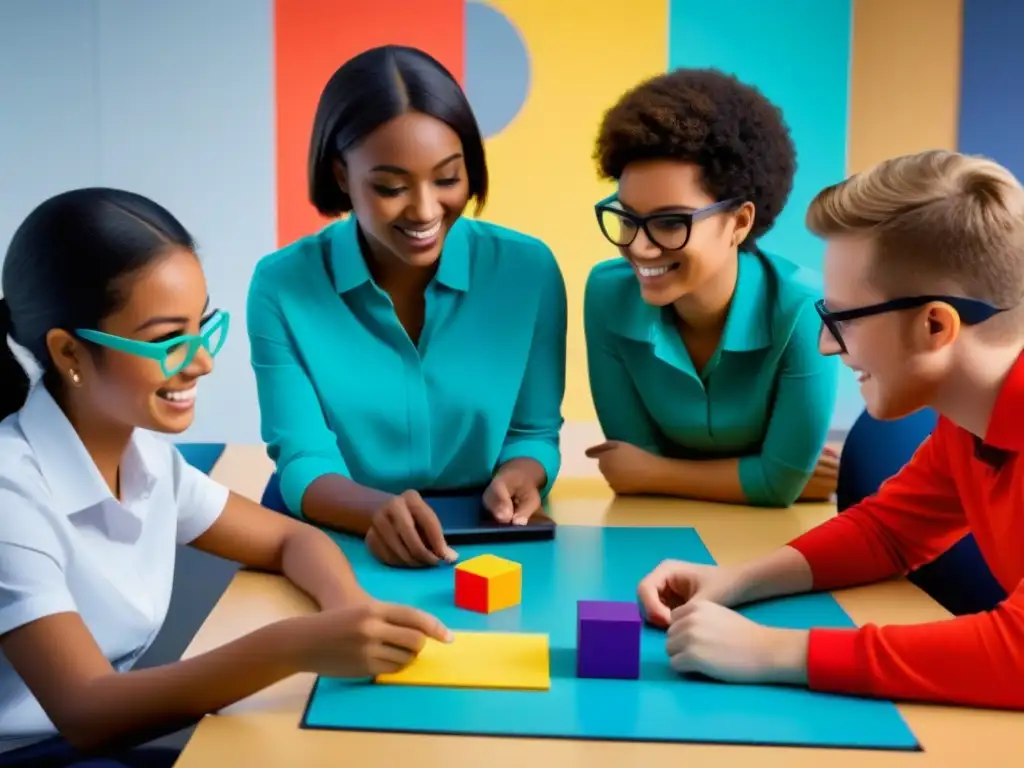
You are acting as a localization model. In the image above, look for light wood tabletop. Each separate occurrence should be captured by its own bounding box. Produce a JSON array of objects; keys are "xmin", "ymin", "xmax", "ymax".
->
[{"xmin": 174, "ymin": 477, "xmax": 1024, "ymax": 767}]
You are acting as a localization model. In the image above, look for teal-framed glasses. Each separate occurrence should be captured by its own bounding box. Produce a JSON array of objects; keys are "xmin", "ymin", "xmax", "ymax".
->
[{"xmin": 76, "ymin": 309, "xmax": 230, "ymax": 377}]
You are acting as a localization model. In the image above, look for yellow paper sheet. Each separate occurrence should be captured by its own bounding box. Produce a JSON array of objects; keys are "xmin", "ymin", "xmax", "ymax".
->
[{"xmin": 375, "ymin": 630, "xmax": 550, "ymax": 691}]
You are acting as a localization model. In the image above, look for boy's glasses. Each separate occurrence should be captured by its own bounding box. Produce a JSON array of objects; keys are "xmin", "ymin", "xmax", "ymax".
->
[
  {"xmin": 594, "ymin": 194, "xmax": 743, "ymax": 251},
  {"xmin": 76, "ymin": 309, "xmax": 230, "ymax": 377},
  {"xmin": 815, "ymin": 296, "xmax": 1004, "ymax": 354}
]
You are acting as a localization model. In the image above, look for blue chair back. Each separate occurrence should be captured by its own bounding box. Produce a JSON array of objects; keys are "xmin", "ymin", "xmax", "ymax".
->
[
  {"xmin": 174, "ymin": 443, "xmax": 226, "ymax": 475},
  {"xmin": 837, "ymin": 407, "xmax": 1005, "ymax": 615},
  {"xmin": 261, "ymin": 472, "xmax": 288, "ymax": 514}
]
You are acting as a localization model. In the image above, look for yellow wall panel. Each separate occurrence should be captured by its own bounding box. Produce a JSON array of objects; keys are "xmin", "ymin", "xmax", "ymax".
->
[
  {"xmin": 479, "ymin": 0, "xmax": 668, "ymax": 423},
  {"xmin": 848, "ymin": 0, "xmax": 962, "ymax": 174}
]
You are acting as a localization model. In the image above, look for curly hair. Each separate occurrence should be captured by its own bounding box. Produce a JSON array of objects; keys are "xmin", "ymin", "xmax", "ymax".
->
[{"xmin": 594, "ymin": 68, "xmax": 796, "ymax": 246}]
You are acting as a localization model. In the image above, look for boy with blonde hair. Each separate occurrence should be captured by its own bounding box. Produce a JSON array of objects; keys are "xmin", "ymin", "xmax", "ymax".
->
[{"xmin": 636, "ymin": 149, "xmax": 1024, "ymax": 708}]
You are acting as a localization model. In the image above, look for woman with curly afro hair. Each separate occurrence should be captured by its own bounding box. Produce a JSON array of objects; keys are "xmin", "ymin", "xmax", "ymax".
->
[{"xmin": 583, "ymin": 68, "xmax": 839, "ymax": 508}]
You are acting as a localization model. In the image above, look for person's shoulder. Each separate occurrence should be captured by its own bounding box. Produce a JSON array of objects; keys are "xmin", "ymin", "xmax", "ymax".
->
[
  {"xmin": 0, "ymin": 415, "xmax": 61, "ymax": 548},
  {"xmin": 462, "ymin": 219, "xmax": 559, "ymax": 273},
  {"xmin": 930, "ymin": 412, "xmax": 975, "ymax": 454},
  {"xmin": 585, "ymin": 257, "xmax": 636, "ymax": 302},
  {"xmin": 0, "ymin": 413, "xmax": 46, "ymax": 489},
  {"xmin": 251, "ymin": 221, "xmax": 336, "ymax": 287},
  {"xmin": 759, "ymin": 249, "xmax": 824, "ymax": 308},
  {"xmin": 462, "ymin": 218, "xmax": 549, "ymax": 253},
  {"xmin": 129, "ymin": 430, "xmax": 218, "ymax": 498},
  {"xmin": 754, "ymin": 250, "xmax": 825, "ymax": 341}
]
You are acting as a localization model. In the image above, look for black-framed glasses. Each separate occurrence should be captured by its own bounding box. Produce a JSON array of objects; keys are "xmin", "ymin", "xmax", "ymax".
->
[
  {"xmin": 815, "ymin": 295, "xmax": 1006, "ymax": 353},
  {"xmin": 594, "ymin": 194, "xmax": 744, "ymax": 251}
]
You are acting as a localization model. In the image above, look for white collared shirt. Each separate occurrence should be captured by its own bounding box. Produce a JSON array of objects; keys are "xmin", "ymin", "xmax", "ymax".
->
[{"xmin": 0, "ymin": 384, "xmax": 229, "ymax": 754}]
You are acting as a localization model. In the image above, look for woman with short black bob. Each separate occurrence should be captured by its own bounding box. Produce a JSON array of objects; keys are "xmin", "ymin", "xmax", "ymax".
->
[
  {"xmin": 0, "ymin": 188, "xmax": 448, "ymax": 767},
  {"xmin": 248, "ymin": 46, "xmax": 567, "ymax": 568},
  {"xmin": 583, "ymin": 68, "xmax": 840, "ymax": 507}
]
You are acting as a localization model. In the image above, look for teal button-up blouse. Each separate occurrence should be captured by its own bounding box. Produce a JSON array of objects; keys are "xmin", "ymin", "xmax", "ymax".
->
[{"xmin": 247, "ymin": 215, "xmax": 567, "ymax": 515}]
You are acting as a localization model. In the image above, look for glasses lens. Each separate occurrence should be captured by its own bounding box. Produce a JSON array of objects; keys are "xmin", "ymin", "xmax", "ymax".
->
[
  {"xmin": 164, "ymin": 340, "xmax": 193, "ymax": 375},
  {"xmin": 646, "ymin": 215, "xmax": 691, "ymax": 250},
  {"xmin": 203, "ymin": 316, "xmax": 228, "ymax": 356},
  {"xmin": 599, "ymin": 208, "xmax": 638, "ymax": 246}
]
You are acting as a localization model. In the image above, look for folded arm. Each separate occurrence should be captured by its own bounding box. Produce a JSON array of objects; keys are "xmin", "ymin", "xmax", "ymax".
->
[
  {"xmin": 587, "ymin": 295, "xmax": 838, "ymax": 507},
  {"xmin": 735, "ymin": 300, "xmax": 839, "ymax": 506}
]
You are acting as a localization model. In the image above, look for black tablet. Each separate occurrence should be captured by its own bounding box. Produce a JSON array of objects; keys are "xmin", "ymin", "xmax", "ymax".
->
[{"xmin": 424, "ymin": 487, "xmax": 556, "ymax": 545}]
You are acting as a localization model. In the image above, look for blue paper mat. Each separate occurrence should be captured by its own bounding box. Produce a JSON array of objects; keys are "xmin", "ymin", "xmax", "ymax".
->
[{"xmin": 302, "ymin": 526, "xmax": 919, "ymax": 750}]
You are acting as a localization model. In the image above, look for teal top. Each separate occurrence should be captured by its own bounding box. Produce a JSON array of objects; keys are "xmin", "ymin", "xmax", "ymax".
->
[
  {"xmin": 247, "ymin": 215, "xmax": 567, "ymax": 515},
  {"xmin": 583, "ymin": 249, "xmax": 838, "ymax": 507}
]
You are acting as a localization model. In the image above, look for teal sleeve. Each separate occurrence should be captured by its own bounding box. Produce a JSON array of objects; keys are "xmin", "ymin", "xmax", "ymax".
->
[
  {"xmin": 583, "ymin": 269, "xmax": 661, "ymax": 454},
  {"xmin": 738, "ymin": 300, "xmax": 839, "ymax": 507},
  {"xmin": 496, "ymin": 247, "xmax": 567, "ymax": 498},
  {"xmin": 246, "ymin": 268, "xmax": 350, "ymax": 516}
]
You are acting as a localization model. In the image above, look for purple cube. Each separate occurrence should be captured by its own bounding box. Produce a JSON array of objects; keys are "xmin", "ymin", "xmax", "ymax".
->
[{"xmin": 576, "ymin": 600, "xmax": 642, "ymax": 679}]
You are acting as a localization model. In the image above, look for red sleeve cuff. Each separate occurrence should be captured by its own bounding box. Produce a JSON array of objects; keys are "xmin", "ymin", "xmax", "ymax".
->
[{"xmin": 806, "ymin": 627, "xmax": 872, "ymax": 696}]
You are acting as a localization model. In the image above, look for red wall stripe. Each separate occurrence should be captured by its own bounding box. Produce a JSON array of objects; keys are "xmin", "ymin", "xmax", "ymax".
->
[{"xmin": 273, "ymin": 0, "xmax": 465, "ymax": 248}]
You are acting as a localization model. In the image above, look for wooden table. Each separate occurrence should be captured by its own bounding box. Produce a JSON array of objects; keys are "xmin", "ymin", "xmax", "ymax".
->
[{"xmin": 174, "ymin": 479, "xmax": 1024, "ymax": 767}]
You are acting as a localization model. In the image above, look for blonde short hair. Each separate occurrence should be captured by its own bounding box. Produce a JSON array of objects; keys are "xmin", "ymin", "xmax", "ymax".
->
[{"xmin": 806, "ymin": 150, "xmax": 1024, "ymax": 311}]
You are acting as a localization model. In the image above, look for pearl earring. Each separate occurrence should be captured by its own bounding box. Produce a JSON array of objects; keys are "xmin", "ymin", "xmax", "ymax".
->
[{"xmin": 69, "ymin": 369, "xmax": 82, "ymax": 387}]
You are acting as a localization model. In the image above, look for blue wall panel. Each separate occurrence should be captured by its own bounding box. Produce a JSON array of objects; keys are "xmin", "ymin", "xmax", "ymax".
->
[
  {"xmin": 669, "ymin": 0, "xmax": 858, "ymax": 430},
  {"xmin": 958, "ymin": 0, "xmax": 1024, "ymax": 181}
]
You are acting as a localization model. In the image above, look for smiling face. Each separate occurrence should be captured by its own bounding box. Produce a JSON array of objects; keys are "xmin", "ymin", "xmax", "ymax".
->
[
  {"xmin": 820, "ymin": 234, "xmax": 959, "ymax": 420},
  {"xmin": 47, "ymin": 246, "xmax": 219, "ymax": 434},
  {"xmin": 613, "ymin": 159, "xmax": 754, "ymax": 307},
  {"xmin": 334, "ymin": 110, "xmax": 470, "ymax": 272}
]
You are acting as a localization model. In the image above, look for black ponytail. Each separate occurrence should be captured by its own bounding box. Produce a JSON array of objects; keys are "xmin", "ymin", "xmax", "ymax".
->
[
  {"xmin": 0, "ymin": 188, "xmax": 195, "ymax": 421},
  {"xmin": 0, "ymin": 298, "xmax": 30, "ymax": 421}
]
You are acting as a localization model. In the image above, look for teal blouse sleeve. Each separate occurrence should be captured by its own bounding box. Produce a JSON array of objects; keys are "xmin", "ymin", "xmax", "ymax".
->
[
  {"xmin": 737, "ymin": 299, "xmax": 839, "ymax": 507},
  {"xmin": 496, "ymin": 247, "xmax": 567, "ymax": 498},
  {"xmin": 246, "ymin": 263, "xmax": 349, "ymax": 516},
  {"xmin": 583, "ymin": 267, "xmax": 662, "ymax": 454}
]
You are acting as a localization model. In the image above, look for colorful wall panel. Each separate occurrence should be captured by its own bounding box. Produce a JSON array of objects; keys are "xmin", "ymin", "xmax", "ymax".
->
[
  {"xmin": 272, "ymin": 0, "xmax": 854, "ymax": 427},
  {"xmin": 6, "ymin": 0, "xmax": 1023, "ymax": 450},
  {"xmin": 467, "ymin": 0, "xmax": 667, "ymax": 424},
  {"xmin": 670, "ymin": 0, "xmax": 851, "ymax": 274},
  {"xmin": 274, "ymin": 0, "xmax": 465, "ymax": 248}
]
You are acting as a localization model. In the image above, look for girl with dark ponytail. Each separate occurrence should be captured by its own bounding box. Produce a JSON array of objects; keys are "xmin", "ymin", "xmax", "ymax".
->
[
  {"xmin": 0, "ymin": 189, "xmax": 446, "ymax": 767},
  {"xmin": 0, "ymin": 297, "xmax": 29, "ymax": 419}
]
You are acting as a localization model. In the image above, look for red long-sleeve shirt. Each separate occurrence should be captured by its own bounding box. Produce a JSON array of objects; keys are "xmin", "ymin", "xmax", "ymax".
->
[{"xmin": 788, "ymin": 352, "xmax": 1024, "ymax": 709}]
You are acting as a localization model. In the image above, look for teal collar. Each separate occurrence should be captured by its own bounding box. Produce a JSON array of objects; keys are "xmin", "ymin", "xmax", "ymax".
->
[
  {"xmin": 609, "ymin": 249, "xmax": 773, "ymax": 352},
  {"xmin": 719, "ymin": 249, "xmax": 772, "ymax": 351},
  {"xmin": 328, "ymin": 215, "xmax": 471, "ymax": 295}
]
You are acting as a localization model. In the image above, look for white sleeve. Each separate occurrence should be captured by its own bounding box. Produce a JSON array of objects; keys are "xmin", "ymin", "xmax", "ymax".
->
[
  {"xmin": 171, "ymin": 447, "xmax": 230, "ymax": 545},
  {"xmin": 0, "ymin": 489, "xmax": 76, "ymax": 637}
]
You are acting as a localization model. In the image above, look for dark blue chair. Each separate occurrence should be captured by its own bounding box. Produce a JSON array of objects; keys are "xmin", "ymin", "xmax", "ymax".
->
[
  {"xmin": 836, "ymin": 407, "xmax": 1006, "ymax": 616},
  {"xmin": 261, "ymin": 471, "xmax": 288, "ymax": 513}
]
